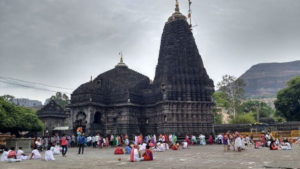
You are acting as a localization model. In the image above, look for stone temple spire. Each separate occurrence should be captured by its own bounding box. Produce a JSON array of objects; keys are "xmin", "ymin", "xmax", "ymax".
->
[{"xmin": 153, "ymin": 1, "xmax": 214, "ymax": 102}]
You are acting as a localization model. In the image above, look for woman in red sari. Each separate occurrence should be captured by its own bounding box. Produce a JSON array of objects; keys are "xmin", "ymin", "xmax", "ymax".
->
[
  {"xmin": 105, "ymin": 137, "xmax": 109, "ymax": 147},
  {"xmin": 114, "ymin": 145, "xmax": 124, "ymax": 154},
  {"xmin": 185, "ymin": 135, "xmax": 190, "ymax": 145},
  {"xmin": 143, "ymin": 145, "xmax": 153, "ymax": 161},
  {"xmin": 208, "ymin": 135, "xmax": 213, "ymax": 145},
  {"xmin": 260, "ymin": 133, "xmax": 266, "ymax": 146},
  {"xmin": 172, "ymin": 143, "xmax": 180, "ymax": 150}
]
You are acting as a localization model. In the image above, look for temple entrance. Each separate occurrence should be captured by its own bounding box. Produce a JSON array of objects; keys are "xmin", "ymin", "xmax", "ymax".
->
[{"xmin": 74, "ymin": 112, "xmax": 87, "ymax": 135}]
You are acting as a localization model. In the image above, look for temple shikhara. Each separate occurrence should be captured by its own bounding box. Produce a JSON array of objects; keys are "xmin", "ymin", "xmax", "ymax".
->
[{"xmin": 68, "ymin": 1, "xmax": 215, "ymax": 136}]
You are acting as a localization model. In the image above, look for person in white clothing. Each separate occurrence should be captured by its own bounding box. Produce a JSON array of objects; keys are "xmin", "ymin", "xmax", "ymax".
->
[
  {"xmin": 132, "ymin": 145, "xmax": 144, "ymax": 162},
  {"xmin": 87, "ymin": 136, "xmax": 92, "ymax": 147},
  {"xmin": 245, "ymin": 135, "xmax": 251, "ymax": 147},
  {"xmin": 234, "ymin": 133, "xmax": 242, "ymax": 152},
  {"xmin": 281, "ymin": 140, "xmax": 292, "ymax": 150},
  {"xmin": 182, "ymin": 141, "xmax": 188, "ymax": 149},
  {"xmin": 44, "ymin": 146, "xmax": 55, "ymax": 161},
  {"xmin": 139, "ymin": 143, "xmax": 147, "ymax": 151},
  {"xmin": 92, "ymin": 136, "xmax": 96, "ymax": 148},
  {"xmin": 17, "ymin": 147, "xmax": 28, "ymax": 160},
  {"xmin": 1, "ymin": 148, "xmax": 9, "ymax": 162},
  {"xmin": 153, "ymin": 142, "xmax": 165, "ymax": 152},
  {"xmin": 30, "ymin": 147, "xmax": 41, "ymax": 160},
  {"xmin": 102, "ymin": 137, "xmax": 106, "ymax": 147},
  {"xmin": 53, "ymin": 145, "xmax": 60, "ymax": 155}
]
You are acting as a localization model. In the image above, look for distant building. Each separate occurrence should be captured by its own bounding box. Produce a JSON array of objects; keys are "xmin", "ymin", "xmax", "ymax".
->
[
  {"xmin": 37, "ymin": 100, "xmax": 69, "ymax": 136},
  {"xmin": 11, "ymin": 98, "xmax": 42, "ymax": 108}
]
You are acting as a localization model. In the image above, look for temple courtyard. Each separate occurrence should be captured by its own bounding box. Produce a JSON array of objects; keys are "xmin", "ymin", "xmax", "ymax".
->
[{"xmin": 1, "ymin": 145, "xmax": 300, "ymax": 169}]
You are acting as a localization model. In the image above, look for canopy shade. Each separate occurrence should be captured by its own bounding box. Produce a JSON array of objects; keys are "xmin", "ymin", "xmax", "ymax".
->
[{"xmin": 53, "ymin": 126, "xmax": 69, "ymax": 130}]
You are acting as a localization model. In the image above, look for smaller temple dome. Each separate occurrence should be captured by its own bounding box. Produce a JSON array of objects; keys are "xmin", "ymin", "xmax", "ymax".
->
[{"xmin": 167, "ymin": 0, "xmax": 187, "ymax": 23}]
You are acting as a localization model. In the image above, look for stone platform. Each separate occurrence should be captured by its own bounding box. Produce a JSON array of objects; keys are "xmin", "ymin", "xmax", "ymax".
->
[{"xmin": 0, "ymin": 144, "xmax": 299, "ymax": 169}]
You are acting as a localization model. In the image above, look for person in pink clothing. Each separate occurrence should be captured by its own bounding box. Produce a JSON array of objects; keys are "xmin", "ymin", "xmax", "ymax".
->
[{"xmin": 61, "ymin": 134, "xmax": 68, "ymax": 157}]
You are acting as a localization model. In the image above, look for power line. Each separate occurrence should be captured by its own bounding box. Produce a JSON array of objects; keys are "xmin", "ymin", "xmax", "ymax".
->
[
  {"xmin": 0, "ymin": 76, "xmax": 74, "ymax": 90},
  {"xmin": 0, "ymin": 80, "xmax": 71, "ymax": 94}
]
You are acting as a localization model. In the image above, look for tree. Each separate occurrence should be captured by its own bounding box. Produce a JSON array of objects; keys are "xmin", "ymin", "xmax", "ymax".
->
[
  {"xmin": 50, "ymin": 92, "xmax": 69, "ymax": 109},
  {"xmin": 212, "ymin": 92, "xmax": 230, "ymax": 124},
  {"xmin": 230, "ymin": 113, "xmax": 256, "ymax": 124},
  {"xmin": 237, "ymin": 100, "xmax": 275, "ymax": 120},
  {"xmin": 0, "ymin": 97, "xmax": 44, "ymax": 137},
  {"xmin": 274, "ymin": 76, "xmax": 300, "ymax": 121},
  {"xmin": 0, "ymin": 94, "xmax": 15, "ymax": 101},
  {"xmin": 217, "ymin": 75, "xmax": 246, "ymax": 119}
]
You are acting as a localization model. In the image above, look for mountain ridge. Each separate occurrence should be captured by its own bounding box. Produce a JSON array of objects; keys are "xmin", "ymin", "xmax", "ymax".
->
[{"xmin": 239, "ymin": 60, "xmax": 300, "ymax": 98}]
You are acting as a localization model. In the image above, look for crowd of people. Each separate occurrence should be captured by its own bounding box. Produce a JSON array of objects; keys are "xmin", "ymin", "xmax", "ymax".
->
[{"xmin": 1, "ymin": 131, "xmax": 300, "ymax": 163}]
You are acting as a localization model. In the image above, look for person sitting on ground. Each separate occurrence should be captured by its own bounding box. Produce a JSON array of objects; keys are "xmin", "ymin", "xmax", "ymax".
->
[
  {"xmin": 139, "ymin": 143, "xmax": 147, "ymax": 151},
  {"xmin": 7, "ymin": 147, "xmax": 22, "ymax": 163},
  {"xmin": 255, "ymin": 140, "xmax": 262, "ymax": 149},
  {"xmin": 125, "ymin": 144, "xmax": 132, "ymax": 154},
  {"xmin": 30, "ymin": 147, "xmax": 41, "ymax": 160},
  {"xmin": 142, "ymin": 145, "xmax": 153, "ymax": 161},
  {"xmin": 114, "ymin": 145, "xmax": 124, "ymax": 154},
  {"xmin": 297, "ymin": 138, "xmax": 300, "ymax": 145},
  {"xmin": 182, "ymin": 141, "xmax": 188, "ymax": 149},
  {"xmin": 172, "ymin": 143, "xmax": 180, "ymax": 150},
  {"xmin": 130, "ymin": 145, "xmax": 144, "ymax": 162},
  {"xmin": 153, "ymin": 141, "xmax": 165, "ymax": 152},
  {"xmin": 1, "ymin": 148, "xmax": 9, "ymax": 162},
  {"xmin": 44, "ymin": 146, "xmax": 55, "ymax": 161},
  {"xmin": 270, "ymin": 140, "xmax": 278, "ymax": 150},
  {"xmin": 281, "ymin": 140, "xmax": 292, "ymax": 150},
  {"xmin": 53, "ymin": 144, "xmax": 60, "ymax": 155},
  {"xmin": 35, "ymin": 138, "xmax": 43, "ymax": 151},
  {"xmin": 17, "ymin": 147, "xmax": 28, "ymax": 160}
]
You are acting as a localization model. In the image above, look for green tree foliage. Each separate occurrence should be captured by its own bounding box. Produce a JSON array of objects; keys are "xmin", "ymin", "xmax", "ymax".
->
[
  {"xmin": 237, "ymin": 100, "xmax": 275, "ymax": 118},
  {"xmin": 0, "ymin": 94, "xmax": 15, "ymax": 101},
  {"xmin": 0, "ymin": 97, "xmax": 44, "ymax": 137},
  {"xmin": 50, "ymin": 92, "xmax": 69, "ymax": 109},
  {"xmin": 212, "ymin": 92, "xmax": 230, "ymax": 124},
  {"xmin": 217, "ymin": 75, "xmax": 246, "ymax": 119},
  {"xmin": 213, "ymin": 92, "xmax": 230, "ymax": 109},
  {"xmin": 274, "ymin": 76, "xmax": 300, "ymax": 121},
  {"xmin": 229, "ymin": 113, "xmax": 256, "ymax": 124}
]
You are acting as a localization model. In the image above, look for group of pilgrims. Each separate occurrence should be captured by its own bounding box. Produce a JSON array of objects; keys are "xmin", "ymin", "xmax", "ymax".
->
[
  {"xmin": 113, "ymin": 133, "xmax": 208, "ymax": 162},
  {"xmin": 2, "ymin": 130, "xmax": 300, "ymax": 164}
]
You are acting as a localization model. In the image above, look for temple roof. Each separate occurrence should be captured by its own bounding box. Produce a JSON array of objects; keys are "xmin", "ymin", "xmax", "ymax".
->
[
  {"xmin": 37, "ymin": 100, "xmax": 68, "ymax": 118},
  {"xmin": 72, "ymin": 59, "xmax": 150, "ymax": 96}
]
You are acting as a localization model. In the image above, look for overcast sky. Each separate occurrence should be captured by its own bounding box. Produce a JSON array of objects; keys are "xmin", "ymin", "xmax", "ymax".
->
[{"xmin": 0, "ymin": 0, "xmax": 299, "ymax": 104}]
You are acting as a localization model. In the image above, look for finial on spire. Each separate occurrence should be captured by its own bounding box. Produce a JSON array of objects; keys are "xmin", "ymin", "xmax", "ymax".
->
[
  {"xmin": 175, "ymin": 0, "xmax": 179, "ymax": 12},
  {"xmin": 119, "ymin": 51, "xmax": 123, "ymax": 63}
]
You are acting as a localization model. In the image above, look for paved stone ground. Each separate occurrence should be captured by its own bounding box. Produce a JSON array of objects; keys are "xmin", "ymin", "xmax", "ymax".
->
[{"xmin": 1, "ymin": 145, "xmax": 300, "ymax": 169}]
